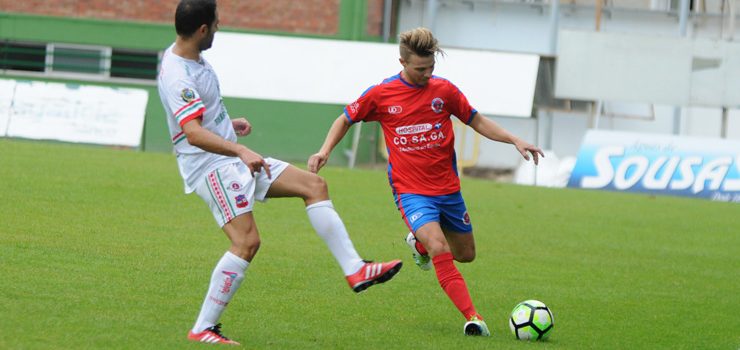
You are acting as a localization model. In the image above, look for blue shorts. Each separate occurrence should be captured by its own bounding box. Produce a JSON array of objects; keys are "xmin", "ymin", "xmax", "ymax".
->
[{"xmin": 395, "ymin": 192, "xmax": 472, "ymax": 233}]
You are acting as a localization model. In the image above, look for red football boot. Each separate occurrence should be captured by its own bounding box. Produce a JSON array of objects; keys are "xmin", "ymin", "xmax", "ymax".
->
[
  {"xmin": 346, "ymin": 260, "xmax": 403, "ymax": 293},
  {"xmin": 187, "ymin": 323, "xmax": 240, "ymax": 345}
]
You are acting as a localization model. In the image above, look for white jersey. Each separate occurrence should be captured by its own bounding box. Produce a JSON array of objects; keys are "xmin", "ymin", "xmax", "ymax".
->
[{"xmin": 158, "ymin": 44, "xmax": 239, "ymax": 193}]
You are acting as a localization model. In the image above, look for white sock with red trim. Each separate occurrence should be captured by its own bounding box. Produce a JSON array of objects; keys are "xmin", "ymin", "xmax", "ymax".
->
[
  {"xmin": 192, "ymin": 251, "xmax": 249, "ymax": 333},
  {"xmin": 306, "ymin": 200, "xmax": 365, "ymax": 275}
]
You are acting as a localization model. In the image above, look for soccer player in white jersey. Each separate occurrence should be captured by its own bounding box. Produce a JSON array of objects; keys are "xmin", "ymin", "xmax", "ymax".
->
[{"xmin": 158, "ymin": 0, "xmax": 402, "ymax": 345}]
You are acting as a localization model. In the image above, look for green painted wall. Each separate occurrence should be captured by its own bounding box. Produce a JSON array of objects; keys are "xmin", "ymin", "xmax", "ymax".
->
[
  {"xmin": 217, "ymin": 98, "xmax": 378, "ymax": 165},
  {"xmin": 0, "ymin": 2, "xmax": 384, "ymax": 166},
  {"xmin": 338, "ymin": 0, "xmax": 372, "ymax": 41}
]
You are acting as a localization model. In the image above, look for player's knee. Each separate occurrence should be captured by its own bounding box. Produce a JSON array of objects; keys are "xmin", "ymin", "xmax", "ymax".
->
[
  {"xmin": 231, "ymin": 236, "xmax": 261, "ymax": 261},
  {"xmin": 425, "ymin": 239, "xmax": 450, "ymax": 257},
  {"xmin": 451, "ymin": 242, "xmax": 476, "ymax": 263},
  {"xmin": 455, "ymin": 250, "xmax": 476, "ymax": 263},
  {"xmin": 306, "ymin": 173, "xmax": 329, "ymax": 201}
]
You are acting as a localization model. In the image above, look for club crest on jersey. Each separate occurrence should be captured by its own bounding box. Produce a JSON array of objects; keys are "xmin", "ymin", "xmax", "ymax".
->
[
  {"xmin": 431, "ymin": 97, "xmax": 444, "ymax": 113},
  {"xmin": 181, "ymin": 88, "xmax": 196, "ymax": 102},
  {"xmin": 235, "ymin": 194, "xmax": 249, "ymax": 208},
  {"xmin": 462, "ymin": 212, "xmax": 471, "ymax": 225}
]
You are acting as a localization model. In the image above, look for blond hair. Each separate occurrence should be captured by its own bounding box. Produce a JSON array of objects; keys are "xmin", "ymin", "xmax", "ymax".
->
[{"xmin": 399, "ymin": 27, "xmax": 443, "ymax": 60}]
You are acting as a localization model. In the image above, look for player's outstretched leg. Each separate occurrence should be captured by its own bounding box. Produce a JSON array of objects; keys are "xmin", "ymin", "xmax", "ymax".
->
[
  {"xmin": 346, "ymin": 259, "xmax": 403, "ymax": 293},
  {"xmin": 306, "ymin": 201, "xmax": 403, "ymax": 292},
  {"xmin": 405, "ymin": 232, "xmax": 431, "ymax": 270},
  {"xmin": 269, "ymin": 166, "xmax": 404, "ymax": 292}
]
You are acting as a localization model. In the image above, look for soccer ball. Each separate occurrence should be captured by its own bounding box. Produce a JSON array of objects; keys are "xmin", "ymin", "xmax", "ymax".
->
[{"xmin": 509, "ymin": 300, "xmax": 554, "ymax": 340}]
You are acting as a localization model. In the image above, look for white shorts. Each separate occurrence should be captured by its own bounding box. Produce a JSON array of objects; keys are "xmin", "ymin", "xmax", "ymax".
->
[{"xmin": 194, "ymin": 158, "xmax": 289, "ymax": 227}]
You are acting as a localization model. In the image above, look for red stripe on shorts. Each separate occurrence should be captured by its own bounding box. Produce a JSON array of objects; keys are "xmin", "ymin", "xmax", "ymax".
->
[{"xmin": 208, "ymin": 172, "xmax": 233, "ymax": 222}]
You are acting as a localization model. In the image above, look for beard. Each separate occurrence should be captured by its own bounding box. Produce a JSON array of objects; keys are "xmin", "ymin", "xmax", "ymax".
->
[{"xmin": 199, "ymin": 33, "xmax": 215, "ymax": 51}]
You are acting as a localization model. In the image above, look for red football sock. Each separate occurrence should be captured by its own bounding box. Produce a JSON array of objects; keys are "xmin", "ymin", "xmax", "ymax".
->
[{"xmin": 432, "ymin": 252, "xmax": 479, "ymax": 320}]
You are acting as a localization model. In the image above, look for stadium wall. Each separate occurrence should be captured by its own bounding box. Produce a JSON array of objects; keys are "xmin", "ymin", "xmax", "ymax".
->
[
  {"xmin": 0, "ymin": 72, "xmax": 365, "ymax": 160},
  {"xmin": 0, "ymin": 1, "xmax": 386, "ymax": 165},
  {"xmin": 0, "ymin": 0, "xmax": 386, "ymax": 39}
]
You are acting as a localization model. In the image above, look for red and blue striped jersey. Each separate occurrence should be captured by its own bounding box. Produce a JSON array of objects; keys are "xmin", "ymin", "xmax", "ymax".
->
[{"xmin": 345, "ymin": 74, "xmax": 477, "ymax": 196}]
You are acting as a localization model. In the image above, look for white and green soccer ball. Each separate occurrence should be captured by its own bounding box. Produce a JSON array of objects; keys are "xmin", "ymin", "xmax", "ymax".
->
[{"xmin": 509, "ymin": 300, "xmax": 554, "ymax": 340}]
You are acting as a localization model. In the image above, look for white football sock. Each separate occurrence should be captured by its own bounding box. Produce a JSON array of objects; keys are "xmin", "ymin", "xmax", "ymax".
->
[
  {"xmin": 306, "ymin": 200, "xmax": 365, "ymax": 275},
  {"xmin": 192, "ymin": 251, "xmax": 249, "ymax": 333}
]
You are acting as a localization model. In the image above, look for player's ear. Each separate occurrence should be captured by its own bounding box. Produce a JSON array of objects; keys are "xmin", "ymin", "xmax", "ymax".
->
[
  {"xmin": 399, "ymin": 57, "xmax": 406, "ymax": 67},
  {"xmin": 198, "ymin": 23, "xmax": 209, "ymax": 35}
]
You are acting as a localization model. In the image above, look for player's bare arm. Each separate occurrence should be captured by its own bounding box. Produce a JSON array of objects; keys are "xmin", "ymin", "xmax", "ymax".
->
[
  {"xmin": 308, "ymin": 114, "xmax": 352, "ymax": 173},
  {"xmin": 232, "ymin": 118, "xmax": 252, "ymax": 136},
  {"xmin": 469, "ymin": 112, "xmax": 544, "ymax": 165},
  {"xmin": 182, "ymin": 118, "xmax": 271, "ymax": 178}
]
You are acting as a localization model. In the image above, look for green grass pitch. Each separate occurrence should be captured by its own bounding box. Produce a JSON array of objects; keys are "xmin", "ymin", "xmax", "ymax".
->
[{"xmin": 1, "ymin": 138, "xmax": 738, "ymax": 349}]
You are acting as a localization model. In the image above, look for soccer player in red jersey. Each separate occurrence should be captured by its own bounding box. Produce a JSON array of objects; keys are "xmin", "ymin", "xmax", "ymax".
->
[{"xmin": 309, "ymin": 27, "xmax": 544, "ymax": 336}]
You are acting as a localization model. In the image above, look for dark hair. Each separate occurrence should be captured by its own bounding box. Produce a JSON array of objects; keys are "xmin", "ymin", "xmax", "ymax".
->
[{"xmin": 175, "ymin": 0, "xmax": 217, "ymax": 37}]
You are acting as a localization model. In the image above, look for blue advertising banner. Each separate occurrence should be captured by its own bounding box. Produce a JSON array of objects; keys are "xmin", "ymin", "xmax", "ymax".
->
[{"xmin": 567, "ymin": 130, "xmax": 740, "ymax": 203}]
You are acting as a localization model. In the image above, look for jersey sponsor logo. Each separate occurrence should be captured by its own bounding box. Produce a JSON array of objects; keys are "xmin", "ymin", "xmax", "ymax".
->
[
  {"xmin": 235, "ymin": 194, "xmax": 249, "ymax": 208},
  {"xmin": 462, "ymin": 211, "xmax": 471, "ymax": 225},
  {"xmin": 388, "ymin": 105, "xmax": 403, "ymax": 114},
  {"xmin": 409, "ymin": 212, "xmax": 423, "ymax": 223},
  {"xmin": 393, "ymin": 129, "xmax": 446, "ymax": 151},
  {"xmin": 431, "ymin": 97, "xmax": 444, "ymax": 113},
  {"xmin": 396, "ymin": 123, "xmax": 432, "ymax": 135},
  {"xmin": 181, "ymin": 88, "xmax": 196, "ymax": 103}
]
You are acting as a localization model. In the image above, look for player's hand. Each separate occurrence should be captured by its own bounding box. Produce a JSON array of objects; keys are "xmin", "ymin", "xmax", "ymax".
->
[
  {"xmin": 238, "ymin": 147, "xmax": 272, "ymax": 179},
  {"xmin": 514, "ymin": 141, "xmax": 545, "ymax": 165},
  {"xmin": 308, "ymin": 152, "xmax": 329, "ymax": 174},
  {"xmin": 232, "ymin": 118, "xmax": 252, "ymax": 137}
]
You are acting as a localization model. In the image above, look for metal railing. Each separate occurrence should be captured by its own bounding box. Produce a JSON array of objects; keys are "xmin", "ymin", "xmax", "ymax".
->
[{"xmin": 0, "ymin": 41, "xmax": 159, "ymax": 81}]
